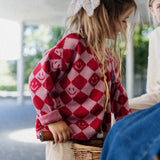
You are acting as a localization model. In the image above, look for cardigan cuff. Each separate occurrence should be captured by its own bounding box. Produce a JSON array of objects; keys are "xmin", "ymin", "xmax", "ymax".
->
[{"xmin": 39, "ymin": 110, "xmax": 62, "ymax": 126}]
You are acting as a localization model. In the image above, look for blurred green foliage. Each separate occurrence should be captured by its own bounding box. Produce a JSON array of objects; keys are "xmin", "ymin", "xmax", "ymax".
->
[
  {"xmin": 8, "ymin": 25, "xmax": 65, "ymax": 84},
  {"xmin": 0, "ymin": 85, "xmax": 17, "ymax": 91},
  {"xmin": 24, "ymin": 26, "xmax": 65, "ymax": 83},
  {"xmin": 134, "ymin": 25, "xmax": 151, "ymax": 76},
  {"xmin": 7, "ymin": 25, "xmax": 154, "ymax": 91},
  {"xmin": 122, "ymin": 25, "xmax": 154, "ymax": 79}
]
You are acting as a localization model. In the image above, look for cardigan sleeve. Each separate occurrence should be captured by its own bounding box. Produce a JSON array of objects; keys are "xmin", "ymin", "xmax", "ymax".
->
[
  {"xmin": 110, "ymin": 57, "xmax": 131, "ymax": 121},
  {"xmin": 29, "ymin": 35, "xmax": 77, "ymax": 126},
  {"xmin": 111, "ymin": 81, "xmax": 131, "ymax": 121}
]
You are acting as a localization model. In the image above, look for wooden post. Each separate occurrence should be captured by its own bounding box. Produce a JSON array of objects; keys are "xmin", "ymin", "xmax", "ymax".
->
[
  {"xmin": 17, "ymin": 22, "xmax": 24, "ymax": 105},
  {"xmin": 126, "ymin": 28, "xmax": 134, "ymax": 98}
]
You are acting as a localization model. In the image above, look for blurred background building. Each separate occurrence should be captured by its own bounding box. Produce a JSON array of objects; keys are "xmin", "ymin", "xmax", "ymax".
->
[{"xmin": 0, "ymin": 0, "xmax": 153, "ymax": 104}]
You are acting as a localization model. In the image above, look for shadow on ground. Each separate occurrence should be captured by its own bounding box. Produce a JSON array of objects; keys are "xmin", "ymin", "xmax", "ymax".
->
[{"xmin": 0, "ymin": 98, "xmax": 45, "ymax": 160}]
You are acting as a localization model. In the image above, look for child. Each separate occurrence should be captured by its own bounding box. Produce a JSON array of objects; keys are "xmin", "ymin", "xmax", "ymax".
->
[
  {"xmin": 129, "ymin": 0, "xmax": 160, "ymax": 112},
  {"xmin": 29, "ymin": 0, "xmax": 137, "ymax": 159}
]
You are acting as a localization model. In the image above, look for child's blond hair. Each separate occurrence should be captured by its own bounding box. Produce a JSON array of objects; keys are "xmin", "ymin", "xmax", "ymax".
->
[
  {"xmin": 149, "ymin": 0, "xmax": 155, "ymax": 6},
  {"xmin": 66, "ymin": 0, "xmax": 137, "ymax": 80}
]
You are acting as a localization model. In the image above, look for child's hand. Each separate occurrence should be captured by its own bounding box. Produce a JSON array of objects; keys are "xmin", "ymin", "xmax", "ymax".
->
[{"xmin": 48, "ymin": 121, "xmax": 73, "ymax": 143}]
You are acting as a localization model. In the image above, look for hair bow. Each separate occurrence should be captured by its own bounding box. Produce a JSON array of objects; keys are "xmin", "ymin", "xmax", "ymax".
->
[{"xmin": 67, "ymin": 0, "xmax": 100, "ymax": 17}]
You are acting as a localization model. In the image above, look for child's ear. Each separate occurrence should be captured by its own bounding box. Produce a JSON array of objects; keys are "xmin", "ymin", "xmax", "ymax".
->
[{"xmin": 149, "ymin": 7, "xmax": 156, "ymax": 17}]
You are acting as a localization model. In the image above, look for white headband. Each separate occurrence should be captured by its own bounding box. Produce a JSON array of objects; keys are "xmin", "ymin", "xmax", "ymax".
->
[{"xmin": 67, "ymin": 0, "xmax": 100, "ymax": 17}]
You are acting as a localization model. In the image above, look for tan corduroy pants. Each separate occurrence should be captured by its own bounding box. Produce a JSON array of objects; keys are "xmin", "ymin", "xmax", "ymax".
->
[{"xmin": 46, "ymin": 141, "xmax": 74, "ymax": 160}]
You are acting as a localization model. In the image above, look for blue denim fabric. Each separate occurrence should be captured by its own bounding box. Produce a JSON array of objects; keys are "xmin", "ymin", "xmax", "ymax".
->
[{"xmin": 100, "ymin": 103, "xmax": 160, "ymax": 160}]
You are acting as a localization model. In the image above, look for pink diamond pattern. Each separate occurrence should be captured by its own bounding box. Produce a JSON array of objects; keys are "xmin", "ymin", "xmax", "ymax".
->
[
  {"xmin": 35, "ymin": 86, "xmax": 48, "ymax": 101},
  {"xmin": 83, "ymin": 126, "xmax": 96, "ymax": 139},
  {"xmin": 63, "ymin": 37, "xmax": 79, "ymax": 50},
  {"xmin": 41, "ymin": 104, "xmax": 51, "ymax": 113},
  {"xmin": 80, "ymin": 65, "xmax": 94, "ymax": 81}
]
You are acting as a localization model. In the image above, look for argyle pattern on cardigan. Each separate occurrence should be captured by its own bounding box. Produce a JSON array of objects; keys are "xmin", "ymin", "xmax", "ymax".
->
[{"xmin": 29, "ymin": 33, "xmax": 131, "ymax": 140}]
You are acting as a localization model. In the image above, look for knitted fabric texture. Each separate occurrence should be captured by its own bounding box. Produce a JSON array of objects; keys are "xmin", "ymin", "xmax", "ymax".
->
[{"xmin": 29, "ymin": 33, "xmax": 131, "ymax": 140}]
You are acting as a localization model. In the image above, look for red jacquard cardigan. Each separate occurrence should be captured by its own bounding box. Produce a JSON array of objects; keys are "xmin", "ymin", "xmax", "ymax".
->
[{"xmin": 29, "ymin": 33, "xmax": 131, "ymax": 140}]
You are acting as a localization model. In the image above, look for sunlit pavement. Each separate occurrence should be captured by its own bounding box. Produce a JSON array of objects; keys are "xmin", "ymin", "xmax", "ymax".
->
[{"xmin": 0, "ymin": 98, "xmax": 45, "ymax": 160}]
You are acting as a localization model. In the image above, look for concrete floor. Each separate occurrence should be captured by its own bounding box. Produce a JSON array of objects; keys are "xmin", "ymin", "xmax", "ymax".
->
[{"xmin": 0, "ymin": 98, "xmax": 45, "ymax": 160}]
